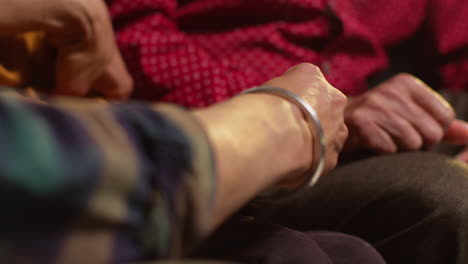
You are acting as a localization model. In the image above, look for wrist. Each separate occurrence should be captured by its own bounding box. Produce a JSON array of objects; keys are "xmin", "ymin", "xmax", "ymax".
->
[
  {"xmin": 192, "ymin": 93, "xmax": 314, "ymax": 222},
  {"xmin": 235, "ymin": 93, "xmax": 313, "ymax": 176},
  {"xmin": 195, "ymin": 93, "xmax": 313, "ymax": 186},
  {"xmin": 239, "ymin": 87, "xmax": 326, "ymax": 191}
]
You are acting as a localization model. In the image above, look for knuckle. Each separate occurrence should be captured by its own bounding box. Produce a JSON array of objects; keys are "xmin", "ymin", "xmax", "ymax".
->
[
  {"xmin": 332, "ymin": 92, "xmax": 348, "ymax": 107},
  {"xmin": 296, "ymin": 63, "xmax": 321, "ymax": 74},
  {"xmin": 342, "ymin": 124, "xmax": 349, "ymax": 138},
  {"xmin": 391, "ymin": 115, "xmax": 408, "ymax": 129},
  {"xmin": 393, "ymin": 73, "xmax": 416, "ymax": 83},
  {"xmin": 425, "ymin": 126, "xmax": 444, "ymax": 145},
  {"xmin": 365, "ymin": 92, "xmax": 383, "ymax": 105},
  {"xmin": 404, "ymin": 135, "xmax": 423, "ymax": 150},
  {"xmin": 391, "ymin": 120, "xmax": 423, "ymax": 150},
  {"xmin": 349, "ymin": 109, "xmax": 368, "ymax": 125},
  {"xmin": 441, "ymin": 108, "xmax": 456, "ymax": 124},
  {"xmin": 340, "ymin": 125, "xmax": 349, "ymax": 144},
  {"xmin": 379, "ymin": 86, "xmax": 405, "ymax": 101},
  {"xmin": 336, "ymin": 90, "xmax": 348, "ymax": 101}
]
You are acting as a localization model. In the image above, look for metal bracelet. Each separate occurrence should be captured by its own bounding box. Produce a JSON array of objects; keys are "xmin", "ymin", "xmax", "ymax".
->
[{"xmin": 240, "ymin": 86, "xmax": 326, "ymax": 198}]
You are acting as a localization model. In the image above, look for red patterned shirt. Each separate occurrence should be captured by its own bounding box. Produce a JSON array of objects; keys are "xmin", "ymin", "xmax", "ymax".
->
[{"xmin": 108, "ymin": 0, "xmax": 468, "ymax": 107}]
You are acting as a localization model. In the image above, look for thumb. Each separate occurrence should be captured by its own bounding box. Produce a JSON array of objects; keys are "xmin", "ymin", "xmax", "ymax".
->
[
  {"xmin": 443, "ymin": 119, "xmax": 468, "ymax": 145},
  {"xmin": 455, "ymin": 147, "xmax": 468, "ymax": 163}
]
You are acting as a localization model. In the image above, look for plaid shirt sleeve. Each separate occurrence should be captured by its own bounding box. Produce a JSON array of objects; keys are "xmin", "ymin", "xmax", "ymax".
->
[{"xmin": 0, "ymin": 89, "xmax": 216, "ymax": 264}]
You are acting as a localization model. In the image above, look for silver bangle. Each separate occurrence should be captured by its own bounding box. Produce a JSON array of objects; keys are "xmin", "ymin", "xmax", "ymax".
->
[{"xmin": 240, "ymin": 86, "xmax": 326, "ymax": 198}]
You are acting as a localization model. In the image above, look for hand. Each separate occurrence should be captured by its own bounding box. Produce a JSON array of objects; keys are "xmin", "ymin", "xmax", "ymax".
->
[
  {"xmin": 193, "ymin": 63, "xmax": 348, "ymax": 224},
  {"xmin": 0, "ymin": 0, "xmax": 133, "ymax": 99},
  {"xmin": 51, "ymin": 0, "xmax": 133, "ymax": 99},
  {"xmin": 264, "ymin": 63, "xmax": 349, "ymax": 174},
  {"xmin": 343, "ymin": 73, "xmax": 457, "ymax": 153}
]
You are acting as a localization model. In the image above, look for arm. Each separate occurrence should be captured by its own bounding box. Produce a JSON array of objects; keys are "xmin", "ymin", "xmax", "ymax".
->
[
  {"xmin": 0, "ymin": 64, "xmax": 347, "ymax": 263},
  {"xmin": 195, "ymin": 63, "xmax": 349, "ymax": 225},
  {"xmin": 194, "ymin": 93, "xmax": 311, "ymax": 225}
]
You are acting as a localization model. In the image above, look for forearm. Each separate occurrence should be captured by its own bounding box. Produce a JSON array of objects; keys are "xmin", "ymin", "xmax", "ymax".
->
[{"xmin": 193, "ymin": 93, "xmax": 312, "ymax": 226}]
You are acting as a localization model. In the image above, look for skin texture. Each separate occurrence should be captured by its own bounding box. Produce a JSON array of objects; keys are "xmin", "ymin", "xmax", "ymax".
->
[
  {"xmin": 263, "ymin": 64, "xmax": 349, "ymax": 174},
  {"xmin": 343, "ymin": 73, "xmax": 468, "ymax": 161},
  {"xmin": 0, "ymin": 0, "xmax": 133, "ymax": 99},
  {"xmin": 194, "ymin": 63, "xmax": 348, "ymax": 226}
]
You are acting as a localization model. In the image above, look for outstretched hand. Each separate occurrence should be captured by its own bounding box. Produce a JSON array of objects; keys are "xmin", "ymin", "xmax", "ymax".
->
[{"xmin": 343, "ymin": 73, "xmax": 468, "ymax": 162}]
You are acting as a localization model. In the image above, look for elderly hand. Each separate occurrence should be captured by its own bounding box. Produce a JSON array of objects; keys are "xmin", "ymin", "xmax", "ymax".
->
[
  {"xmin": 343, "ymin": 73, "xmax": 468, "ymax": 160},
  {"xmin": 194, "ymin": 63, "xmax": 348, "ymax": 224},
  {"xmin": 0, "ymin": 0, "xmax": 133, "ymax": 99},
  {"xmin": 264, "ymin": 63, "xmax": 349, "ymax": 174}
]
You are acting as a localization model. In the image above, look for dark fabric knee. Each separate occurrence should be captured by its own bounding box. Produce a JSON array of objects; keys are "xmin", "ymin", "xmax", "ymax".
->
[
  {"xmin": 195, "ymin": 218, "xmax": 385, "ymax": 264},
  {"xmin": 339, "ymin": 152, "xmax": 467, "ymax": 264},
  {"xmin": 254, "ymin": 152, "xmax": 468, "ymax": 264},
  {"xmin": 308, "ymin": 232, "xmax": 386, "ymax": 264}
]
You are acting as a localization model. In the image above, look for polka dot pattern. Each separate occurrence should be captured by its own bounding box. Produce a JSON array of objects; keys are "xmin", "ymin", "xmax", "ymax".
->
[{"xmin": 108, "ymin": 0, "xmax": 468, "ymax": 107}]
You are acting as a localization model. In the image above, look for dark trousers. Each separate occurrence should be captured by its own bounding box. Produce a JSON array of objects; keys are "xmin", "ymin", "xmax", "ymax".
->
[
  {"xmin": 195, "ymin": 92, "xmax": 468, "ymax": 264},
  {"xmin": 253, "ymin": 151, "xmax": 468, "ymax": 264},
  {"xmin": 192, "ymin": 151, "xmax": 467, "ymax": 264}
]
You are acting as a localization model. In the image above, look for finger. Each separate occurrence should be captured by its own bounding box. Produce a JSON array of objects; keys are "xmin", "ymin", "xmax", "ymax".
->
[
  {"xmin": 91, "ymin": 57, "xmax": 134, "ymax": 100},
  {"xmin": 402, "ymin": 75, "xmax": 455, "ymax": 128},
  {"xmin": 284, "ymin": 63, "xmax": 324, "ymax": 78},
  {"xmin": 455, "ymin": 147, "xmax": 468, "ymax": 163},
  {"xmin": 443, "ymin": 119, "xmax": 468, "ymax": 145},
  {"xmin": 391, "ymin": 98, "xmax": 444, "ymax": 147},
  {"xmin": 53, "ymin": 47, "xmax": 103, "ymax": 97},
  {"xmin": 356, "ymin": 115, "xmax": 398, "ymax": 153},
  {"xmin": 376, "ymin": 111, "xmax": 423, "ymax": 151}
]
